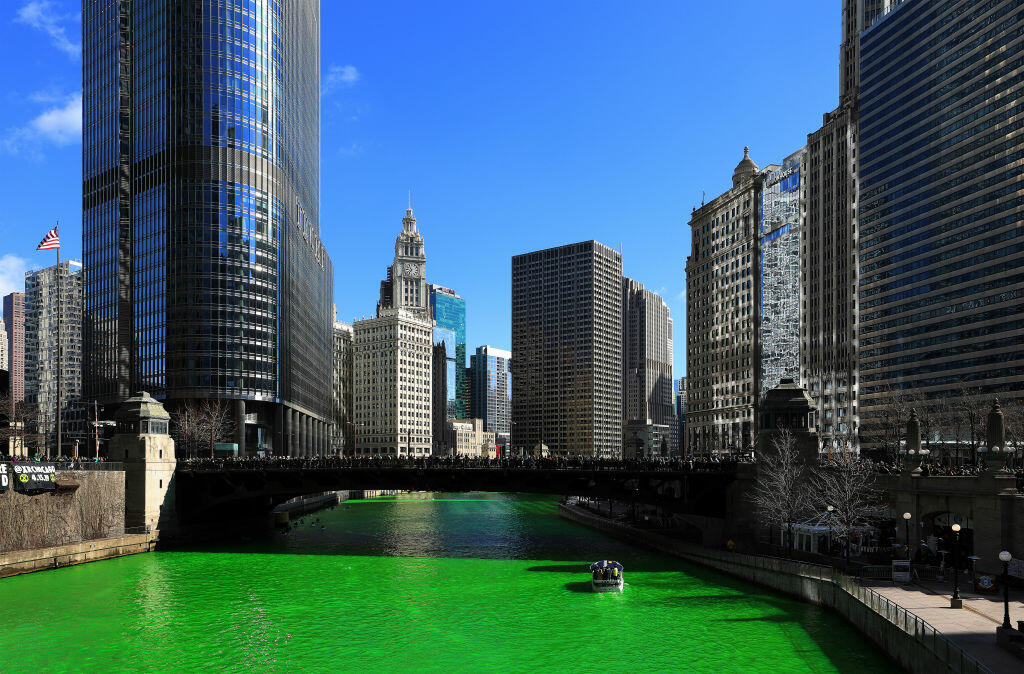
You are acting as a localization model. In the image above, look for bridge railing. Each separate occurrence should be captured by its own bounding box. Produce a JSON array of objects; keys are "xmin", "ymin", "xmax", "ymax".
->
[
  {"xmin": 55, "ymin": 461, "xmax": 126, "ymax": 472},
  {"xmin": 175, "ymin": 456, "xmax": 745, "ymax": 473}
]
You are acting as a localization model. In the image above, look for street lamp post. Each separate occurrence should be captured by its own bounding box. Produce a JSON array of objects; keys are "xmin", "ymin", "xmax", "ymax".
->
[
  {"xmin": 951, "ymin": 523, "xmax": 962, "ymax": 608},
  {"xmin": 903, "ymin": 512, "xmax": 912, "ymax": 559},
  {"xmin": 1000, "ymin": 550, "xmax": 1013, "ymax": 629},
  {"xmin": 826, "ymin": 505, "xmax": 834, "ymax": 560}
]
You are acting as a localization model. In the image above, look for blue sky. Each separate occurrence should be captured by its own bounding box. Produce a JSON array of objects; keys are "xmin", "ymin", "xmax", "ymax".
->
[{"xmin": 0, "ymin": 0, "xmax": 840, "ymax": 376}]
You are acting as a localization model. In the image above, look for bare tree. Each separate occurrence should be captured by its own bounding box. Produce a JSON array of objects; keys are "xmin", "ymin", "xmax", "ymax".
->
[
  {"xmin": 750, "ymin": 429, "xmax": 812, "ymax": 558},
  {"xmin": 1001, "ymin": 396, "xmax": 1024, "ymax": 464},
  {"xmin": 812, "ymin": 454, "xmax": 882, "ymax": 568},
  {"xmin": 170, "ymin": 399, "xmax": 236, "ymax": 457},
  {"xmin": 0, "ymin": 394, "xmax": 43, "ymax": 457}
]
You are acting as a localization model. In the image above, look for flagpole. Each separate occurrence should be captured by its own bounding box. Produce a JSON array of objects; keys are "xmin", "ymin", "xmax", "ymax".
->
[{"xmin": 56, "ymin": 221, "xmax": 61, "ymax": 460}]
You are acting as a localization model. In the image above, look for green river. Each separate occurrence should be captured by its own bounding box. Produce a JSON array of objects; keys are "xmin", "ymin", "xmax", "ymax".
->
[{"xmin": 0, "ymin": 493, "xmax": 898, "ymax": 672}]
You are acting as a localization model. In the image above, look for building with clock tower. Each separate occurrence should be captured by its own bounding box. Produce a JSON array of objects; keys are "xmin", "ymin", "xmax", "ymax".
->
[
  {"xmin": 353, "ymin": 203, "xmax": 435, "ymax": 456},
  {"xmin": 377, "ymin": 204, "xmax": 429, "ymax": 319}
]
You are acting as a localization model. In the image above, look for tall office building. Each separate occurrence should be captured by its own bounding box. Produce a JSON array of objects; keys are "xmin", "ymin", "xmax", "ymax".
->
[
  {"xmin": 431, "ymin": 340, "xmax": 450, "ymax": 453},
  {"xmin": 332, "ymin": 320, "xmax": 354, "ymax": 454},
  {"xmin": 353, "ymin": 310, "xmax": 433, "ymax": 456},
  {"xmin": 760, "ymin": 150, "xmax": 803, "ymax": 394},
  {"xmin": 429, "ymin": 284, "xmax": 467, "ymax": 419},
  {"xmin": 857, "ymin": 0, "xmax": 1024, "ymax": 446},
  {"xmin": 82, "ymin": 0, "xmax": 333, "ymax": 456},
  {"xmin": 3, "ymin": 293, "xmax": 25, "ymax": 404},
  {"xmin": 25, "ymin": 262, "xmax": 84, "ymax": 452},
  {"xmin": 622, "ymin": 278, "xmax": 674, "ymax": 455},
  {"xmin": 685, "ymin": 149, "xmax": 762, "ymax": 454},
  {"xmin": 511, "ymin": 241, "xmax": 622, "ymax": 457},
  {"xmin": 0, "ymin": 328, "xmax": 7, "ymax": 374},
  {"xmin": 801, "ymin": 0, "xmax": 891, "ymax": 454},
  {"xmin": 469, "ymin": 345, "xmax": 511, "ymax": 446},
  {"xmin": 353, "ymin": 205, "xmax": 434, "ymax": 456}
]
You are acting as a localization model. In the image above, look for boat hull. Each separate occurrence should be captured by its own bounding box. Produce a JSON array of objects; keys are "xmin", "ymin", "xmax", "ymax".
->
[{"xmin": 591, "ymin": 577, "xmax": 624, "ymax": 593}]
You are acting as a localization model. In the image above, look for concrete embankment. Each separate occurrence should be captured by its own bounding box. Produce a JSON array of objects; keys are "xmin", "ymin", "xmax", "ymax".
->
[
  {"xmin": 0, "ymin": 533, "xmax": 158, "ymax": 578},
  {"xmin": 560, "ymin": 502, "xmax": 989, "ymax": 674}
]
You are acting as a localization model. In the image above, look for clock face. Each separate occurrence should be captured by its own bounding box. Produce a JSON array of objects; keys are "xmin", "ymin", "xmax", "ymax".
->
[{"xmin": 403, "ymin": 263, "xmax": 419, "ymax": 277}]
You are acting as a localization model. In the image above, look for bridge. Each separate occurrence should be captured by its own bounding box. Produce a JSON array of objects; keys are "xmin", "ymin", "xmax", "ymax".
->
[{"xmin": 171, "ymin": 459, "xmax": 740, "ymax": 526}]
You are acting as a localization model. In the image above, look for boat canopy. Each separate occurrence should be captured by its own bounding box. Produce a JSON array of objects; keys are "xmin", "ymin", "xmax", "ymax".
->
[{"xmin": 590, "ymin": 560, "xmax": 623, "ymax": 572}]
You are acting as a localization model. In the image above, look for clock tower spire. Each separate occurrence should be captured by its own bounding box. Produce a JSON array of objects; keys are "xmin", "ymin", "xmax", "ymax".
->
[{"xmin": 377, "ymin": 200, "xmax": 429, "ymax": 318}]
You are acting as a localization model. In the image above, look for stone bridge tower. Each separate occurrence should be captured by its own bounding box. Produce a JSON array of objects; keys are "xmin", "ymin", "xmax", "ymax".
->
[{"xmin": 109, "ymin": 392, "xmax": 177, "ymax": 535}]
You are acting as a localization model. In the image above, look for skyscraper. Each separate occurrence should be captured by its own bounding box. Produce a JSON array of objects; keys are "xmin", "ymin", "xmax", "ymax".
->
[
  {"xmin": 3, "ymin": 293, "xmax": 25, "ymax": 405},
  {"xmin": 622, "ymin": 278, "xmax": 674, "ymax": 455},
  {"xmin": 82, "ymin": 1, "xmax": 333, "ymax": 456},
  {"xmin": 24, "ymin": 262, "xmax": 84, "ymax": 453},
  {"xmin": 801, "ymin": 0, "xmax": 890, "ymax": 455},
  {"xmin": 332, "ymin": 320, "xmax": 354, "ymax": 454},
  {"xmin": 857, "ymin": 0, "xmax": 1024, "ymax": 449},
  {"xmin": 686, "ymin": 147, "xmax": 805, "ymax": 455},
  {"xmin": 469, "ymin": 345, "xmax": 511, "ymax": 446},
  {"xmin": 759, "ymin": 149, "xmax": 803, "ymax": 394},
  {"xmin": 685, "ymin": 149, "xmax": 762, "ymax": 454},
  {"xmin": 429, "ymin": 284, "xmax": 467, "ymax": 419},
  {"xmin": 353, "ymin": 205, "xmax": 434, "ymax": 456},
  {"xmin": 511, "ymin": 241, "xmax": 623, "ymax": 457}
]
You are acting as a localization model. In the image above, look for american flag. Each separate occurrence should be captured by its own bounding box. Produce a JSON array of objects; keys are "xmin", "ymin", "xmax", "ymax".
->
[{"xmin": 37, "ymin": 226, "xmax": 60, "ymax": 251}]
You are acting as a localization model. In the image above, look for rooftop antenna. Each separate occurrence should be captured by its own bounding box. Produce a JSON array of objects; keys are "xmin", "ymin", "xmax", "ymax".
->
[
  {"xmin": 701, "ymin": 188, "xmax": 706, "ymax": 207},
  {"xmin": 408, "ymin": 189, "xmax": 412, "ymax": 210}
]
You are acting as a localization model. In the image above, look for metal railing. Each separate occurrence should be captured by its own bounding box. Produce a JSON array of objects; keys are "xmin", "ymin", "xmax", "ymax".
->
[
  {"xmin": 688, "ymin": 550, "xmax": 991, "ymax": 673},
  {"xmin": 55, "ymin": 461, "xmax": 125, "ymax": 472}
]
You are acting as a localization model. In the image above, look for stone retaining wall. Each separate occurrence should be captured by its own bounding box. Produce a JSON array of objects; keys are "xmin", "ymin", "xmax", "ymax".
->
[
  {"xmin": 0, "ymin": 470, "xmax": 125, "ymax": 553},
  {"xmin": 560, "ymin": 502, "xmax": 987, "ymax": 674},
  {"xmin": 0, "ymin": 533, "xmax": 156, "ymax": 578}
]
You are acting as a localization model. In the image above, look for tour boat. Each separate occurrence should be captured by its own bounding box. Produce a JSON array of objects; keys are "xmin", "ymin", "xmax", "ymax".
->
[{"xmin": 590, "ymin": 560, "xmax": 624, "ymax": 592}]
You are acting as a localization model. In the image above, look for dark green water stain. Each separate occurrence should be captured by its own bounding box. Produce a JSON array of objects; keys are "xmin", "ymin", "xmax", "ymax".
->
[{"xmin": 0, "ymin": 493, "xmax": 898, "ymax": 673}]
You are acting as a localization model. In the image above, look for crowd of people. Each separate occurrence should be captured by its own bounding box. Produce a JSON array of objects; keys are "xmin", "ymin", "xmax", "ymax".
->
[
  {"xmin": 177, "ymin": 453, "xmax": 744, "ymax": 473},
  {"xmin": 0, "ymin": 455, "xmax": 112, "ymax": 469}
]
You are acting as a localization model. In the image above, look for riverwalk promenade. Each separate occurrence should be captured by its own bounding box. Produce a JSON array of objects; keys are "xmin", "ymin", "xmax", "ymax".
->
[
  {"xmin": 864, "ymin": 579, "xmax": 1024, "ymax": 673},
  {"xmin": 559, "ymin": 500, "xmax": 1012, "ymax": 673}
]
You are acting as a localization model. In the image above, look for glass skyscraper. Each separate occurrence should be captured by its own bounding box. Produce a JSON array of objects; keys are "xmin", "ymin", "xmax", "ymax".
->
[
  {"xmin": 82, "ymin": 0, "xmax": 333, "ymax": 456},
  {"xmin": 857, "ymin": 0, "xmax": 1024, "ymax": 447},
  {"xmin": 759, "ymin": 149, "xmax": 803, "ymax": 394},
  {"xmin": 429, "ymin": 285, "xmax": 467, "ymax": 419},
  {"xmin": 469, "ymin": 345, "xmax": 511, "ymax": 445}
]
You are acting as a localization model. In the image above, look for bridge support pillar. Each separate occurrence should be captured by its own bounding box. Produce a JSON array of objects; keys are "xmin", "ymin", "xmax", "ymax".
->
[
  {"xmin": 301, "ymin": 413, "xmax": 309, "ymax": 456},
  {"xmin": 274, "ymin": 405, "xmax": 284, "ymax": 457},
  {"xmin": 285, "ymin": 408, "xmax": 294, "ymax": 457},
  {"xmin": 234, "ymin": 399, "xmax": 246, "ymax": 457}
]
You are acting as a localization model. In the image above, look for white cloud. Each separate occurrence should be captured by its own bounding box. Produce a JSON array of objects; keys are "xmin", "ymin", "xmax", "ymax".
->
[
  {"xmin": 0, "ymin": 255, "xmax": 29, "ymax": 301},
  {"xmin": 2, "ymin": 92, "xmax": 81, "ymax": 155},
  {"xmin": 324, "ymin": 64, "xmax": 360, "ymax": 94},
  {"xmin": 15, "ymin": 1, "xmax": 79, "ymax": 58},
  {"xmin": 30, "ymin": 92, "xmax": 81, "ymax": 144}
]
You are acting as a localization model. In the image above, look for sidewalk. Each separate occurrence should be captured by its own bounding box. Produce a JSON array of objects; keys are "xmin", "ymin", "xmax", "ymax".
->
[{"xmin": 863, "ymin": 577, "xmax": 1024, "ymax": 673}]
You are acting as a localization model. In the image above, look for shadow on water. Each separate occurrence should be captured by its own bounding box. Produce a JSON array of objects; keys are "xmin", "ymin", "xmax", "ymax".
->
[{"xmin": 564, "ymin": 581, "xmax": 593, "ymax": 593}]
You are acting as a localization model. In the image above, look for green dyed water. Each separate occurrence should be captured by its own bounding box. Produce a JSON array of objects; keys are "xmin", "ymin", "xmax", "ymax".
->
[{"xmin": 0, "ymin": 493, "xmax": 897, "ymax": 672}]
